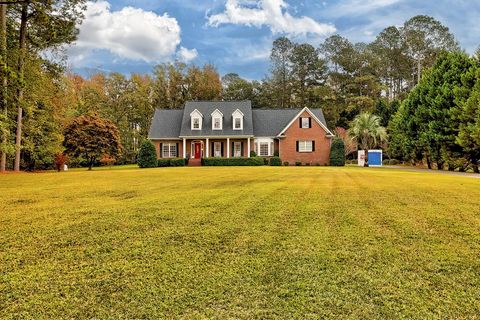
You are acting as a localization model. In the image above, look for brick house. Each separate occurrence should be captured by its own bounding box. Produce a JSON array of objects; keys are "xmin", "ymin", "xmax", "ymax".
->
[{"xmin": 148, "ymin": 101, "xmax": 334, "ymax": 165}]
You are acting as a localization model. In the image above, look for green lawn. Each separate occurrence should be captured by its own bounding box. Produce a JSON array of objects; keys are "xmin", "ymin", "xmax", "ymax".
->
[{"xmin": 1, "ymin": 166, "xmax": 479, "ymax": 319}]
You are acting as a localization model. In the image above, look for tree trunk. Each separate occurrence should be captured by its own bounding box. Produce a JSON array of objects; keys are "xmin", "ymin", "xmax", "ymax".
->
[
  {"xmin": 417, "ymin": 59, "xmax": 422, "ymax": 85},
  {"xmin": 13, "ymin": 1, "xmax": 28, "ymax": 172},
  {"xmin": 0, "ymin": 4, "xmax": 6, "ymax": 172},
  {"xmin": 88, "ymin": 156, "xmax": 95, "ymax": 170},
  {"xmin": 426, "ymin": 155, "xmax": 432, "ymax": 170},
  {"xmin": 437, "ymin": 161, "xmax": 444, "ymax": 171}
]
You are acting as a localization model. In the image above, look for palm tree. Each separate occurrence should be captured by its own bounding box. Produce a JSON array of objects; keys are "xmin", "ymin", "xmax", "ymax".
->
[{"xmin": 349, "ymin": 113, "xmax": 387, "ymax": 167}]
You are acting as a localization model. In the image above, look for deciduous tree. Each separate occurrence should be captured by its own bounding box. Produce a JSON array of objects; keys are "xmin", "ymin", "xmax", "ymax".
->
[{"xmin": 63, "ymin": 114, "xmax": 122, "ymax": 170}]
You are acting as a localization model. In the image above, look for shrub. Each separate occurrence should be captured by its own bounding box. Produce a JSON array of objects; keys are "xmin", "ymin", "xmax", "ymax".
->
[
  {"xmin": 157, "ymin": 158, "xmax": 186, "ymax": 167},
  {"xmin": 269, "ymin": 156, "xmax": 282, "ymax": 166},
  {"xmin": 138, "ymin": 140, "xmax": 158, "ymax": 168},
  {"xmin": 157, "ymin": 159, "xmax": 170, "ymax": 167},
  {"xmin": 201, "ymin": 157, "xmax": 264, "ymax": 166},
  {"xmin": 170, "ymin": 158, "xmax": 186, "ymax": 166},
  {"xmin": 54, "ymin": 153, "xmax": 68, "ymax": 172},
  {"xmin": 250, "ymin": 151, "xmax": 257, "ymax": 157},
  {"xmin": 305, "ymin": 163, "xmax": 310, "ymax": 166},
  {"xmin": 263, "ymin": 157, "xmax": 269, "ymax": 165},
  {"xmin": 389, "ymin": 159, "xmax": 400, "ymax": 165},
  {"xmin": 329, "ymin": 137, "xmax": 346, "ymax": 166},
  {"xmin": 283, "ymin": 161, "xmax": 289, "ymax": 166},
  {"xmin": 315, "ymin": 163, "xmax": 321, "ymax": 166},
  {"xmin": 295, "ymin": 162, "xmax": 302, "ymax": 166},
  {"xmin": 100, "ymin": 155, "xmax": 116, "ymax": 167}
]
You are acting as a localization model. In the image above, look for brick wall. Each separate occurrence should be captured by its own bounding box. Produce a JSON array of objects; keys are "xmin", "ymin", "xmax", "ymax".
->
[
  {"xmin": 278, "ymin": 111, "xmax": 332, "ymax": 165},
  {"xmin": 152, "ymin": 140, "xmax": 183, "ymax": 159}
]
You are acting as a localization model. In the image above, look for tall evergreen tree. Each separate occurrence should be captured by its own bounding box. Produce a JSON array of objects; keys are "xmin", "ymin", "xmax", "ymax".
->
[{"xmin": 270, "ymin": 37, "xmax": 294, "ymax": 108}]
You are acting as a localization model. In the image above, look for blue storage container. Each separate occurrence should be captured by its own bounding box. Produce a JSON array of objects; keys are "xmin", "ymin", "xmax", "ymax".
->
[{"xmin": 368, "ymin": 150, "xmax": 382, "ymax": 166}]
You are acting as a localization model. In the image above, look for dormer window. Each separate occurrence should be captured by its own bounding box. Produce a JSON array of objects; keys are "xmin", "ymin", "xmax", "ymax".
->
[
  {"xmin": 190, "ymin": 109, "xmax": 203, "ymax": 130},
  {"xmin": 211, "ymin": 109, "xmax": 223, "ymax": 130},
  {"xmin": 193, "ymin": 118, "xmax": 200, "ymax": 129},
  {"xmin": 213, "ymin": 118, "xmax": 221, "ymax": 129},
  {"xmin": 232, "ymin": 109, "xmax": 244, "ymax": 130}
]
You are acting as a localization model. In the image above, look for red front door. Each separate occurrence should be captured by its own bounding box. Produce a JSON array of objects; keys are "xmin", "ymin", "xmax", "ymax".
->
[{"xmin": 194, "ymin": 143, "xmax": 201, "ymax": 159}]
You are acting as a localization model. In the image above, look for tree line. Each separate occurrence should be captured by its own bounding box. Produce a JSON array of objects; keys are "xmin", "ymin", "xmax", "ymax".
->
[{"xmin": 0, "ymin": 5, "xmax": 477, "ymax": 171}]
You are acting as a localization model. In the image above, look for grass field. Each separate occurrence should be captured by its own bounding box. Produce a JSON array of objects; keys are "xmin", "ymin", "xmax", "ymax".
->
[{"xmin": 1, "ymin": 166, "xmax": 479, "ymax": 319}]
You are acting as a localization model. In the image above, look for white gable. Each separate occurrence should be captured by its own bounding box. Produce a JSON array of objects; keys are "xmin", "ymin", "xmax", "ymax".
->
[
  {"xmin": 232, "ymin": 109, "xmax": 244, "ymax": 117},
  {"xmin": 190, "ymin": 109, "xmax": 203, "ymax": 118},
  {"xmin": 211, "ymin": 109, "xmax": 223, "ymax": 117},
  {"xmin": 190, "ymin": 109, "xmax": 203, "ymax": 130}
]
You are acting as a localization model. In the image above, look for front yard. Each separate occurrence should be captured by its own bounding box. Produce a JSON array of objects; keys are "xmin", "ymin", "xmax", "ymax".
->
[{"xmin": 1, "ymin": 166, "xmax": 479, "ymax": 318}]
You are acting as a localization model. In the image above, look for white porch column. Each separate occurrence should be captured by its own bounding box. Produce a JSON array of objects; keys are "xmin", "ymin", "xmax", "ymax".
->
[
  {"xmin": 206, "ymin": 138, "xmax": 209, "ymax": 158},
  {"xmin": 182, "ymin": 138, "xmax": 186, "ymax": 158},
  {"xmin": 227, "ymin": 138, "xmax": 230, "ymax": 158},
  {"xmin": 247, "ymin": 137, "xmax": 251, "ymax": 158}
]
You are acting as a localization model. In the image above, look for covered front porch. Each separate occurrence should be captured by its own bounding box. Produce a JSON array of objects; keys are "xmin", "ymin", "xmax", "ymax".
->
[{"xmin": 182, "ymin": 137, "xmax": 252, "ymax": 160}]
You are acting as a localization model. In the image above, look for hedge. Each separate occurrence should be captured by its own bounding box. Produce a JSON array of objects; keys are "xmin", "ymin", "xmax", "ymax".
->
[
  {"xmin": 158, "ymin": 158, "xmax": 186, "ymax": 167},
  {"xmin": 329, "ymin": 137, "xmax": 346, "ymax": 166},
  {"xmin": 138, "ymin": 141, "xmax": 158, "ymax": 168},
  {"xmin": 201, "ymin": 157, "xmax": 264, "ymax": 166},
  {"xmin": 269, "ymin": 156, "xmax": 282, "ymax": 166}
]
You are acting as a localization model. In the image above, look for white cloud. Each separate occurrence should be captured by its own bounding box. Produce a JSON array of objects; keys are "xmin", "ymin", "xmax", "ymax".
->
[
  {"xmin": 207, "ymin": 0, "xmax": 336, "ymax": 37},
  {"xmin": 323, "ymin": 0, "xmax": 402, "ymax": 17},
  {"xmin": 70, "ymin": 1, "xmax": 197, "ymax": 64},
  {"xmin": 177, "ymin": 47, "xmax": 198, "ymax": 62}
]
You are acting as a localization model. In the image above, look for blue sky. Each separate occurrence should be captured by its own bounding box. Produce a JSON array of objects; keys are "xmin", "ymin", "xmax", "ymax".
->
[{"xmin": 68, "ymin": 0, "xmax": 480, "ymax": 80}]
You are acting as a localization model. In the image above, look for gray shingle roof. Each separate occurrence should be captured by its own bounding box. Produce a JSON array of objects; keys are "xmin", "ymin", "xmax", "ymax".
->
[
  {"xmin": 179, "ymin": 101, "xmax": 254, "ymax": 137},
  {"xmin": 148, "ymin": 102, "xmax": 331, "ymax": 139},
  {"xmin": 148, "ymin": 109, "xmax": 183, "ymax": 139},
  {"xmin": 252, "ymin": 108, "xmax": 329, "ymax": 137}
]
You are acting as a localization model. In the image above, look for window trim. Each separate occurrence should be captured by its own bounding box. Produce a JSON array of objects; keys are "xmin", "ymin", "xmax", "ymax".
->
[
  {"xmin": 192, "ymin": 117, "xmax": 201, "ymax": 130},
  {"xmin": 233, "ymin": 117, "xmax": 243, "ymax": 130},
  {"xmin": 212, "ymin": 117, "xmax": 223, "ymax": 130},
  {"xmin": 298, "ymin": 140, "xmax": 313, "ymax": 153},
  {"xmin": 255, "ymin": 138, "xmax": 274, "ymax": 156},
  {"xmin": 234, "ymin": 141, "xmax": 242, "ymax": 157},
  {"xmin": 190, "ymin": 109, "xmax": 203, "ymax": 130},
  {"xmin": 162, "ymin": 143, "xmax": 177, "ymax": 158},
  {"xmin": 214, "ymin": 142, "xmax": 222, "ymax": 157},
  {"xmin": 301, "ymin": 117, "xmax": 310, "ymax": 129},
  {"xmin": 232, "ymin": 109, "xmax": 244, "ymax": 130},
  {"xmin": 259, "ymin": 142, "xmax": 269, "ymax": 157}
]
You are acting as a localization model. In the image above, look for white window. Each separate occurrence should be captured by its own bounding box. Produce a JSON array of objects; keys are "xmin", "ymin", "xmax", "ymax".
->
[
  {"xmin": 255, "ymin": 138, "xmax": 274, "ymax": 156},
  {"xmin": 301, "ymin": 117, "xmax": 310, "ymax": 128},
  {"xmin": 298, "ymin": 140, "xmax": 313, "ymax": 152},
  {"xmin": 234, "ymin": 117, "xmax": 242, "ymax": 130},
  {"xmin": 213, "ymin": 117, "xmax": 222, "ymax": 130},
  {"xmin": 259, "ymin": 143, "xmax": 269, "ymax": 156},
  {"xmin": 162, "ymin": 143, "xmax": 177, "ymax": 158},
  {"xmin": 192, "ymin": 118, "xmax": 200, "ymax": 129},
  {"xmin": 232, "ymin": 109, "xmax": 244, "ymax": 130},
  {"xmin": 214, "ymin": 142, "xmax": 222, "ymax": 157},
  {"xmin": 211, "ymin": 109, "xmax": 223, "ymax": 130},
  {"xmin": 190, "ymin": 109, "xmax": 203, "ymax": 130},
  {"xmin": 234, "ymin": 141, "xmax": 242, "ymax": 157}
]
